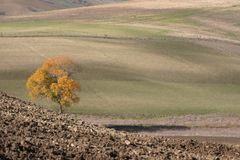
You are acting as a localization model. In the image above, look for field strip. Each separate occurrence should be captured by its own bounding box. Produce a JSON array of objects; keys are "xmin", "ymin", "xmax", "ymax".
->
[
  {"xmin": 0, "ymin": 33, "xmax": 239, "ymax": 45},
  {"xmin": 85, "ymin": 83, "xmax": 115, "ymax": 110},
  {"xmin": 21, "ymin": 40, "xmax": 47, "ymax": 59},
  {"xmin": 0, "ymin": 33, "xmax": 152, "ymax": 41}
]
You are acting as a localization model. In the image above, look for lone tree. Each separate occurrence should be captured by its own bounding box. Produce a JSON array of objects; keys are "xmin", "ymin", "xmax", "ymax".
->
[{"xmin": 26, "ymin": 56, "xmax": 80, "ymax": 113}]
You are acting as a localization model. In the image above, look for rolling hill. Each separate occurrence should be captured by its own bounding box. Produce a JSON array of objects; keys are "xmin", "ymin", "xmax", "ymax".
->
[
  {"xmin": 0, "ymin": 0, "xmax": 123, "ymax": 16},
  {"xmin": 0, "ymin": 0, "xmax": 240, "ymax": 118}
]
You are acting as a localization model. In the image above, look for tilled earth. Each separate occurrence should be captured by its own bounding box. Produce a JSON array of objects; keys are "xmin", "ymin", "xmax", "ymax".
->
[{"xmin": 0, "ymin": 92, "xmax": 240, "ymax": 159}]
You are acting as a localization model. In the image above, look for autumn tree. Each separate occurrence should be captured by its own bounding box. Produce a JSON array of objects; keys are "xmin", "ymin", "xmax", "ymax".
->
[{"xmin": 26, "ymin": 56, "xmax": 80, "ymax": 113}]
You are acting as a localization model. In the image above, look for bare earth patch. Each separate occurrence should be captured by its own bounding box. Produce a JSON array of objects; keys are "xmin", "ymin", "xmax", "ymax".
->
[
  {"xmin": 1, "ymin": 92, "xmax": 240, "ymax": 159},
  {"xmin": 79, "ymin": 114, "xmax": 240, "ymax": 144}
]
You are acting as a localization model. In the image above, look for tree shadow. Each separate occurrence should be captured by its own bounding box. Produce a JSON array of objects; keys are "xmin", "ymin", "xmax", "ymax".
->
[{"xmin": 106, "ymin": 124, "xmax": 190, "ymax": 133}]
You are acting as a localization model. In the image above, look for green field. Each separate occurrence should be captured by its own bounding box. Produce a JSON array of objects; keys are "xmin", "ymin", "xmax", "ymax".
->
[{"xmin": 1, "ymin": 3, "xmax": 240, "ymax": 118}]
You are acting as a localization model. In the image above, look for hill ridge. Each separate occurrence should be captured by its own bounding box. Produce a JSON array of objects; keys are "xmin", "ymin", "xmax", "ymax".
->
[
  {"xmin": 0, "ymin": 0, "xmax": 123, "ymax": 16},
  {"xmin": 0, "ymin": 91, "xmax": 240, "ymax": 159}
]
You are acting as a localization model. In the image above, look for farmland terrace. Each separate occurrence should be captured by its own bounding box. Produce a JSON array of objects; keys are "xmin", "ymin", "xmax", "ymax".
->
[
  {"xmin": 0, "ymin": 0, "xmax": 240, "ymax": 118},
  {"xmin": 0, "ymin": 0, "xmax": 124, "ymax": 16}
]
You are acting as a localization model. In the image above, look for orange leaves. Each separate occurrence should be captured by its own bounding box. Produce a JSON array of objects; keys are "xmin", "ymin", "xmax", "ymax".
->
[
  {"xmin": 42, "ymin": 56, "xmax": 75, "ymax": 77},
  {"xmin": 51, "ymin": 75, "xmax": 80, "ymax": 106},
  {"xmin": 26, "ymin": 56, "xmax": 80, "ymax": 110},
  {"xmin": 44, "ymin": 56, "xmax": 74, "ymax": 68},
  {"xmin": 26, "ymin": 68, "xmax": 53, "ymax": 99}
]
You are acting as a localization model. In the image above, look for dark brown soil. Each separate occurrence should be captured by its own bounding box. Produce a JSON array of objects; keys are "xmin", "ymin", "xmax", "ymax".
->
[{"xmin": 0, "ymin": 92, "xmax": 240, "ymax": 160}]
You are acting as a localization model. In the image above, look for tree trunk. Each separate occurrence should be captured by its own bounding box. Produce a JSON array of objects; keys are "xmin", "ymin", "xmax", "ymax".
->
[{"xmin": 59, "ymin": 104, "xmax": 63, "ymax": 114}]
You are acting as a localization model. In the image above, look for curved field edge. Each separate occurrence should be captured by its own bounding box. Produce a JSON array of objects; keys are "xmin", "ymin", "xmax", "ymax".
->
[
  {"xmin": 1, "ymin": 35, "xmax": 240, "ymax": 118},
  {"xmin": 0, "ymin": 1, "xmax": 240, "ymax": 119}
]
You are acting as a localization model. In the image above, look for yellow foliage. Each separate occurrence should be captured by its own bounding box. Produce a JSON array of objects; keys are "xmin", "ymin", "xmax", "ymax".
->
[
  {"xmin": 26, "ymin": 56, "xmax": 80, "ymax": 112},
  {"xmin": 42, "ymin": 56, "xmax": 75, "ymax": 77},
  {"xmin": 50, "ymin": 75, "xmax": 80, "ymax": 106}
]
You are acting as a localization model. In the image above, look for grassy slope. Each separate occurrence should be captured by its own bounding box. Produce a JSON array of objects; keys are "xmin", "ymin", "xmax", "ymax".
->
[
  {"xmin": 0, "ymin": 2, "xmax": 240, "ymax": 118},
  {"xmin": 0, "ymin": 0, "xmax": 123, "ymax": 16}
]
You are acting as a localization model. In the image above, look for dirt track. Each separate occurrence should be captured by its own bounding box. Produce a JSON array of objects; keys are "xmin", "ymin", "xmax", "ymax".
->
[{"xmin": 1, "ymin": 92, "xmax": 240, "ymax": 159}]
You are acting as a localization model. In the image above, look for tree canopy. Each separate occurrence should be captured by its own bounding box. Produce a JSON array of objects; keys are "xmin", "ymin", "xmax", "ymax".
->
[{"xmin": 26, "ymin": 56, "xmax": 80, "ymax": 113}]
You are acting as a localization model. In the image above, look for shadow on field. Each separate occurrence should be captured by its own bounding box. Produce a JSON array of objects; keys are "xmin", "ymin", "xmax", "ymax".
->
[{"xmin": 106, "ymin": 124, "xmax": 190, "ymax": 133}]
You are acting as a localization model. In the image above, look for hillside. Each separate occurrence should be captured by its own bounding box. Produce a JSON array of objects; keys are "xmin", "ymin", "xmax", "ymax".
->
[
  {"xmin": 0, "ymin": 0, "xmax": 240, "ymax": 118},
  {"xmin": 2, "ymin": 0, "xmax": 239, "ymax": 20},
  {"xmin": 0, "ymin": 91, "xmax": 240, "ymax": 159},
  {"xmin": 0, "ymin": 0, "xmax": 123, "ymax": 16}
]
